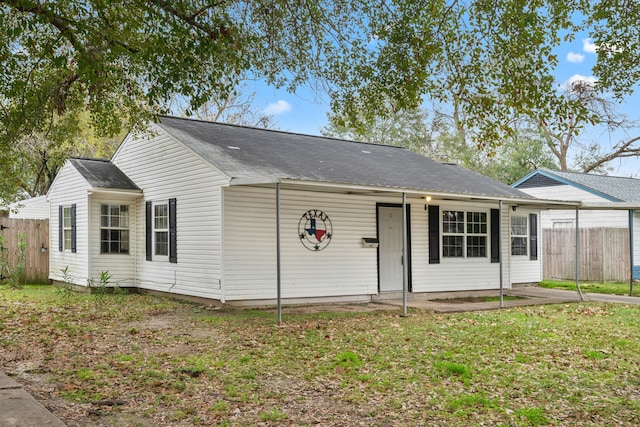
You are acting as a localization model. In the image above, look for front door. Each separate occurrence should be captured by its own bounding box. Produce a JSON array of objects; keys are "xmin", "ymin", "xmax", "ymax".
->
[{"xmin": 378, "ymin": 206, "xmax": 404, "ymax": 292}]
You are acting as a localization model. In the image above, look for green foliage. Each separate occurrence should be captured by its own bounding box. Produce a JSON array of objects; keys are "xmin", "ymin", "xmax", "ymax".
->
[{"xmin": 56, "ymin": 265, "xmax": 76, "ymax": 301}]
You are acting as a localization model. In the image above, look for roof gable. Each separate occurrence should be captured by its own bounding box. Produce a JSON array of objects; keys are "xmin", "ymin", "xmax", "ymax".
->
[
  {"xmin": 69, "ymin": 158, "xmax": 140, "ymax": 191},
  {"xmin": 156, "ymin": 116, "xmax": 532, "ymax": 200},
  {"xmin": 513, "ymin": 169, "xmax": 640, "ymax": 202}
]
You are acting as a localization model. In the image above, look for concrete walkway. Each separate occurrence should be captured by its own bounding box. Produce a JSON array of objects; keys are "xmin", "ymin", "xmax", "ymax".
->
[
  {"xmin": 374, "ymin": 286, "xmax": 640, "ymax": 312},
  {"xmin": 0, "ymin": 372, "xmax": 65, "ymax": 427},
  {"xmin": 2, "ymin": 287, "xmax": 638, "ymax": 427}
]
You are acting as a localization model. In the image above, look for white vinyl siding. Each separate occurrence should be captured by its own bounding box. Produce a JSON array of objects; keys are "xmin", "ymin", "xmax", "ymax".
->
[
  {"xmin": 112, "ymin": 124, "xmax": 227, "ymax": 299},
  {"xmin": 89, "ymin": 195, "xmax": 138, "ymax": 287},
  {"xmin": 8, "ymin": 196, "xmax": 49, "ymax": 219},
  {"xmin": 223, "ymin": 187, "xmax": 381, "ymax": 301},
  {"xmin": 509, "ymin": 209, "xmax": 542, "ymax": 284},
  {"xmin": 47, "ymin": 163, "xmax": 90, "ymax": 286},
  {"xmin": 224, "ymin": 189, "xmax": 529, "ymax": 300},
  {"xmin": 413, "ymin": 202, "xmax": 509, "ymax": 292},
  {"xmin": 519, "ymin": 185, "xmax": 629, "ymax": 228}
]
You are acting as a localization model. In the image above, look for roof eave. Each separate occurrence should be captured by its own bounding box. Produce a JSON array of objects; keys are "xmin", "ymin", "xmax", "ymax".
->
[{"xmin": 229, "ymin": 177, "xmax": 579, "ymax": 207}]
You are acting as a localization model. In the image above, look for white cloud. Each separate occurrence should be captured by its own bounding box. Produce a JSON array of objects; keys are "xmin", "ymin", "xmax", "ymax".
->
[
  {"xmin": 583, "ymin": 38, "xmax": 597, "ymax": 54},
  {"xmin": 566, "ymin": 52, "xmax": 585, "ymax": 63},
  {"xmin": 561, "ymin": 74, "xmax": 598, "ymax": 90},
  {"xmin": 263, "ymin": 100, "xmax": 291, "ymax": 116}
]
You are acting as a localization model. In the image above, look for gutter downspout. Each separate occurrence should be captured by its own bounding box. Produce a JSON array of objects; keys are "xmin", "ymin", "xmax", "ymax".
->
[
  {"xmin": 276, "ymin": 182, "xmax": 282, "ymax": 324},
  {"xmin": 499, "ymin": 200, "xmax": 504, "ymax": 308},
  {"xmin": 402, "ymin": 193, "xmax": 408, "ymax": 317},
  {"xmin": 629, "ymin": 210, "xmax": 634, "ymax": 295}
]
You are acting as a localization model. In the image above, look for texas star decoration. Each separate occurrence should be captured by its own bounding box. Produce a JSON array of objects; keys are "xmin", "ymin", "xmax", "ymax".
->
[{"xmin": 298, "ymin": 209, "xmax": 333, "ymax": 251}]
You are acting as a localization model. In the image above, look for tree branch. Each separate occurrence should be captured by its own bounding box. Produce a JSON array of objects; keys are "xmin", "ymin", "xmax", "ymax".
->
[{"xmin": 583, "ymin": 135, "xmax": 640, "ymax": 173}]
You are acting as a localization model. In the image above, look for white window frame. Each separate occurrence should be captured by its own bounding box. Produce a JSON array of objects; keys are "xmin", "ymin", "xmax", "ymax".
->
[
  {"xmin": 153, "ymin": 201, "xmax": 169, "ymax": 260},
  {"xmin": 100, "ymin": 204, "xmax": 130, "ymax": 254},
  {"xmin": 442, "ymin": 209, "xmax": 488, "ymax": 258},
  {"xmin": 510, "ymin": 216, "xmax": 528, "ymax": 256},
  {"xmin": 62, "ymin": 206, "xmax": 73, "ymax": 251}
]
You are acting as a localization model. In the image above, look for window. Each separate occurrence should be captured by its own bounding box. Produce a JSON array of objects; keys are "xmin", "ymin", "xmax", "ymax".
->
[
  {"xmin": 58, "ymin": 204, "xmax": 76, "ymax": 253},
  {"xmin": 63, "ymin": 206, "xmax": 73, "ymax": 251},
  {"xmin": 511, "ymin": 216, "xmax": 528, "ymax": 256},
  {"xmin": 442, "ymin": 210, "xmax": 487, "ymax": 258},
  {"xmin": 146, "ymin": 199, "xmax": 177, "ymax": 263},
  {"xmin": 154, "ymin": 203, "xmax": 169, "ymax": 256},
  {"xmin": 100, "ymin": 204, "xmax": 129, "ymax": 254}
]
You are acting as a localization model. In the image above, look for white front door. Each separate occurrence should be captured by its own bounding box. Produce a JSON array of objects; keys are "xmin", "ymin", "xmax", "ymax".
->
[{"xmin": 378, "ymin": 206, "xmax": 404, "ymax": 292}]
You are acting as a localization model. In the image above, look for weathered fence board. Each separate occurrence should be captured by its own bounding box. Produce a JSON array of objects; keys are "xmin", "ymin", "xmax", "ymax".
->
[
  {"xmin": 543, "ymin": 228, "xmax": 629, "ymax": 282},
  {"xmin": 0, "ymin": 218, "xmax": 49, "ymax": 284}
]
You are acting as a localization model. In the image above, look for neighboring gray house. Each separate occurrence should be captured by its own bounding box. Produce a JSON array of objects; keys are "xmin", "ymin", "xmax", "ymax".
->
[
  {"xmin": 513, "ymin": 168, "xmax": 640, "ymax": 279},
  {"xmin": 47, "ymin": 116, "xmax": 572, "ymax": 306}
]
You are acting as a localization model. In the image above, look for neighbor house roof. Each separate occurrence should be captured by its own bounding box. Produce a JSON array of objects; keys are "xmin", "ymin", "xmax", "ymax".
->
[
  {"xmin": 513, "ymin": 168, "xmax": 640, "ymax": 203},
  {"xmin": 156, "ymin": 115, "xmax": 536, "ymax": 201},
  {"xmin": 69, "ymin": 158, "xmax": 141, "ymax": 191}
]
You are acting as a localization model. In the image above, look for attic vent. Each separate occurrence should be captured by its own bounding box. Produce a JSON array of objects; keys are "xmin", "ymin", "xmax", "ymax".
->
[
  {"xmin": 227, "ymin": 146, "xmax": 240, "ymax": 150},
  {"xmin": 361, "ymin": 150, "xmax": 371, "ymax": 154},
  {"xmin": 516, "ymin": 174, "xmax": 562, "ymax": 189}
]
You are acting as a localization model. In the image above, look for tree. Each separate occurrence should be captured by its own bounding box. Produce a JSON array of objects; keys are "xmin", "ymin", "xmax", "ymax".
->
[
  {"xmin": 322, "ymin": 107, "xmax": 435, "ymax": 155},
  {"xmin": 1, "ymin": 0, "xmax": 371, "ymax": 204},
  {"xmin": 535, "ymin": 79, "xmax": 640, "ymax": 173},
  {"xmin": 330, "ymin": 0, "xmax": 640, "ymax": 153},
  {"xmin": 171, "ymin": 77, "xmax": 280, "ymax": 129},
  {"xmin": 0, "ymin": 111, "xmax": 123, "ymax": 205},
  {"xmin": 0, "ymin": 0, "xmax": 375, "ymax": 159},
  {"xmin": 4, "ymin": 0, "xmax": 640, "ymax": 183}
]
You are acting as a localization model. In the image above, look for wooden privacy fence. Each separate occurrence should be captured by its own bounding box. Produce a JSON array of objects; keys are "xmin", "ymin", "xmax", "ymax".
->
[
  {"xmin": 543, "ymin": 227, "xmax": 630, "ymax": 283},
  {"xmin": 0, "ymin": 218, "xmax": 49, "ymax": 284}
]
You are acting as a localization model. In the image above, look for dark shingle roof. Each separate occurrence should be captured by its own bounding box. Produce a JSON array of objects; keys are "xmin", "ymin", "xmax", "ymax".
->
[
  {"xmin": 516, "ymin": 169, "xmax": 640, "ymax": 202},
  {"xmin": 156, "ymin": 116, "xmax": 533, "ymax": 200},
  {"xmin": 69, "ymin": 158, "xmax": 140, "ymax": 191}
]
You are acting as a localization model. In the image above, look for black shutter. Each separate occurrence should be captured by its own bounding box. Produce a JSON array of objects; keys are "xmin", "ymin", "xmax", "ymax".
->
[
  {"xmin": 169, "ymin": 198, "xmax": 177, "ymax": 263},
  {"xmin": 428, "ymin": 205, "xmax": 440, "ymax": 264},
  {"xmin": 58, "ymin": 205, "xmax": 63, "ymax": 251},
  {"xmin": 70, "ymin": 204, "xmax": 77, "ymax": 253},
  {"xmin": 490, "ymin": 208, "xmax": 500, "ymax": 263},
  {"xmin": 146, "ymin": 201, "xmax": 152, "ymax": 261},
  {"xmin": 529, "ymin": 213, "xmax": 538, "ymax": 261}
]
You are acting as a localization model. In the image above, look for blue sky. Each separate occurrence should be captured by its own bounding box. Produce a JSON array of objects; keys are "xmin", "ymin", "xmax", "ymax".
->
[{"xmin": 250, "ymin": 34, "xmax": 640, "ymax": 178}]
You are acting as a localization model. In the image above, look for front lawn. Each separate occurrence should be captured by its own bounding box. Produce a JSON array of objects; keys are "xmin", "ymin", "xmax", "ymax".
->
[
  {"xmin": 541, "ymin": 279, "xmax": 640, "ymax": 297},
  {"xmin": 1, "ymin": 285, "xmax": 639, "ymax": 426}
]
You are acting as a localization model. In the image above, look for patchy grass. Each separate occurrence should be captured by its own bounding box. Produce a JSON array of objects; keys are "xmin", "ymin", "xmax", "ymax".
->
[
  {"xmin": 1, "ymin": 285, "xmax": 640, "ymax": 426},
  {"xmin": 541, "ymin": 279, "xmax": 640, "ymax": 297}
]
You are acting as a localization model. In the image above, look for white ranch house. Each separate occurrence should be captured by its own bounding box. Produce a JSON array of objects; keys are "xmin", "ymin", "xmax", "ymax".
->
[{"xmin": 47, "ymin": 116, "xmax": 574, "ymax": 306}]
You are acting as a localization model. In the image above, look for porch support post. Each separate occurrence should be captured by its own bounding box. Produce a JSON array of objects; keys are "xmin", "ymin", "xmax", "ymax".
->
[
  {"xmin": 575, "ymin": 207, "xmax": 584, "ymax": 301},
  {"xmin": 402, "ymin": 192, "xmax": 408, "ymax": 317},
  {"xmin": 629, "ymin": 210, "xmax": 634, "ymax": 295},
  {"xmin": 499, "ymin": 200, "xmax": 504, "ymax": 308},
  {"xmin": 276, "ymin": 182, "xmax": 282, "ymax": 324}
]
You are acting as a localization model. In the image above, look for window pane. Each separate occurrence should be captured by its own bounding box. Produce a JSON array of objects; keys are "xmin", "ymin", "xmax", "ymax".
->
[
  {"xmin": 467, "ymin": 236, "xmax": 487, "ymax": 257},
  {"xmin": 511, "ymin": 237, "xmax": 527, "ymax": 256},
  {"xmin": 155, "ymin": 231, "xmax": 168, "ymax": 256},
  {"xmin": 511, "ymin": 217, "xmax": 527, "ymax": 236},
  {"xmin": 443, "ymin": 211, "xmax": 464, "ymax": 234},
  {"xmin": 443, "ymin": 236, "xmax": 463, "ymax": 257},
  {"xmin": 63, "ymin": 207, "xmax": 72, "ymax": 228},
  {"xmin": 154, "ymin": 204, "xmax": 168, "ymax": 230},
  {"xmin": 467, "ymin": 212, "xmax": 487, "ymax": 235}
]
